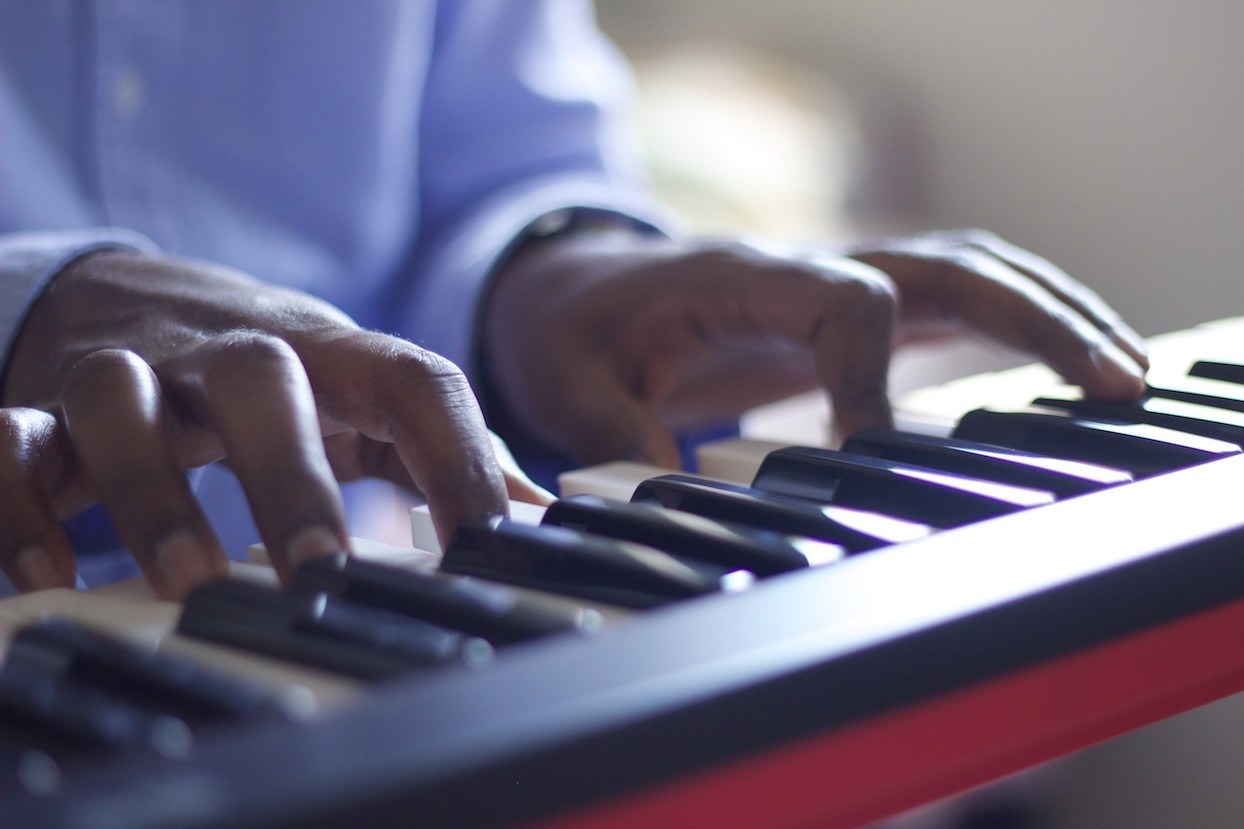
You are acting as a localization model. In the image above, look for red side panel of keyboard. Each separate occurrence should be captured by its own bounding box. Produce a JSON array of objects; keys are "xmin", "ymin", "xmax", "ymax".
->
[{"xmin": 532, "ymin": 596, "xmax": 1244, "ymax": 829}]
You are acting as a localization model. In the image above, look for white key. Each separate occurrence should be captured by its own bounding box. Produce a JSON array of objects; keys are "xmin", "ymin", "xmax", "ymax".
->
[
  {"xmin": 248, "ymin": 536, "xmax": 440, "ymax": 571},
  {"xmin": 0, "ymin": 562, "xmax": 360, "ymax": 713},
  {"xmin": 409, "ymin": 501, "xmax": 546, "ymax": 556},
  {"xmin": 557, "ymin": 460, "xmax": 679, "ymax": 501},
  {"xmin": 694, "ymin": 437, "xmax": 790, "ymax": 484}
]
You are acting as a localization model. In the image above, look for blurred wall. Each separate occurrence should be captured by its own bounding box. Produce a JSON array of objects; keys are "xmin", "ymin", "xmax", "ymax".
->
[{"xmin": 598, "ymin": 1, "xmax": 1244, "ymax": 337}]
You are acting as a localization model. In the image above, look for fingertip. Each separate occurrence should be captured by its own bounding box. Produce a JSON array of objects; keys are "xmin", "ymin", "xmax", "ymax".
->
[
  {"xmin": 1084, "ymin": 340, "xmax": 1148, "ymax": 401},
  {"xmin": 829, "ymin": 396, "xmax": 894, "ymax": 446},
  {"xmin": 282, "ymin": 525, "xmax": 351, "ymax": 580},
  {"xmin": 153, "ymin": 531, "xmax": 229, "ymax": 600},
  {"xmin": 631, "ymin": 425, "xmax": 682, "ymax": 470},
  {"xmin": 506, "ymin": 475, "xmax": 555, "ymax": 506},
  {"xmin": 13, "ymin": 546, "xmax": 74, "ymax": 592},
  {"xmin": 489, "ymin": 431, "xmax": 555, "ymax": 505}
]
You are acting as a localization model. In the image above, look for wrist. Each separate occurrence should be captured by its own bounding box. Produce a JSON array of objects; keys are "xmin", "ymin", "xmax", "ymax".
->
[{"xmin": 474, "ymin": 209, "xmax": 661, "ymax": 437}]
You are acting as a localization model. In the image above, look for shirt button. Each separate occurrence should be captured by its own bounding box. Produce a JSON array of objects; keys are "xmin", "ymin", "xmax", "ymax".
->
[{"xmin": 111, "ymin": 69, "xmax": 146, "ymax": 117}]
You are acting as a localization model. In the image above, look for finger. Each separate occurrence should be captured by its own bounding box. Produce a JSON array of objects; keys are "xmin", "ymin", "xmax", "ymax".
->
[
  {"xmin": 657, "ymin": 345, "xmax": 818, "ymax": 429},
  {"xmin": 851, "ymin": 244, "xmax": 1147, "ymax": 402},
  {"xmin": 60, "ymin": 350, "xmax": 227, "ymax": 599},
  {"xmin": 802, "ymin": 259, "xmax": 899, "ymax": 440},
  {"xmin": 161, "ymin": 333, "xmax": 351, "ymax": 582},
  {"xmin": 296, "ymin": 331, "xmax": 510, "ymax": 548},
  {"xmin": 0, "ymin": 408, "xmax": 77, "ymax": 591},
  {"xmin": 676, "ymin": 246, "xmax": 899, "ymax": 440},
  {"xmin": 324, "ymin": 430, "xmax": 554, "ymax": 507},
  {"xmin": 965, "ymin": 248, "xmax": 1139, "ymax": 398},
  {"xmin": 545, "ymin": 245, "xmax": 901, "ymax": 456},
  {"xmin": 729, "ymin": 249, "xmax": 899, "ymax": 439},
  {"xmin": 924, "ymin": 249, "xmax": 1146, "ymax": 400},
  {"xmin": 548, "ymin": 364, "xmax": 682, "ymax": 467},
  {"xmin": 488, "ymin": 431, "xmax": 554, "ymax": 505},
  {"xmin": 493, "ymin": 315, "xmax": 683, "ymax": 468},
  {"xmin": 934, "ymin": 229, "xmax": 1149, "ymax": 369}
]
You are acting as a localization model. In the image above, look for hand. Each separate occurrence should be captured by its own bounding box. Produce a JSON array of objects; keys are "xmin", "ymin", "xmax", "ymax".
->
[
  {"xmin": 0, "ymin": 250, "xmax": 515, "ymax": 598},
  {"xmin": 482, "ymin": 229, "xmax": 1148, "ymax": 466}
]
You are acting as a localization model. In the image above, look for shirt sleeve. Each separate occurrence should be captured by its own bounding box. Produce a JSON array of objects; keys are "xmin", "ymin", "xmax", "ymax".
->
[
  {"xmin": 397, "ymin": 0, "xmax": 674, "ymax": 378},
  {"xmin": 0, "ymin": 229, "xmax": 160, "ymax": 382}
]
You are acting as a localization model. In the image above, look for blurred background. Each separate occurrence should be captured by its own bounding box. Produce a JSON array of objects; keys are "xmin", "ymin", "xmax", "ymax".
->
[
  {"xmin": 595, "ymin": 2, "xmax": 1244, "ymax": 827},
  {"xmin": 600, "ymin": 0, "xmax": 1244, "ymax": 335}
]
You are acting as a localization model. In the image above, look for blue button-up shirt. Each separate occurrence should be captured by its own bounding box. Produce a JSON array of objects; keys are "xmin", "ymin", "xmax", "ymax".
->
[
  {"xmin": 0, "ymin": 0, "xmax": 659, "ymax": 372},
  {"xmin": 0, "ymin": 0, "xmax": 663, "ymax": 584}
]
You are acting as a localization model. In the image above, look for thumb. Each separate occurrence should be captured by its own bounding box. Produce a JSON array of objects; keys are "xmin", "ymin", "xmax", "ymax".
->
[
  {"xmin": 554, "ymin": 375, "xmax": 682, "ymax": 469},
  {"xmin": 487, "ymin": 431, "xmax": 555, "ymax": 505}
]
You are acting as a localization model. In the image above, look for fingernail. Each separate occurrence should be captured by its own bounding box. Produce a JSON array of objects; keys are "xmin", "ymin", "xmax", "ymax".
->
[
  {"xmin": 15, "ymin": 546, "xmax": 63, "ymax": 590},
  {"xmin": 1093, "ymin": 341, "xmax": 1147, "ymax": 398},
  {"xmin": 1112, "ymin": 326, "xmax": 1150, "ymax": 368},
  {"xmin": 155, "ymin": 532, "xmax": 218, "ymax": 599},
  {"xmin": 286, "ymin": 525, "xmax": 347, "ymax": 570}
]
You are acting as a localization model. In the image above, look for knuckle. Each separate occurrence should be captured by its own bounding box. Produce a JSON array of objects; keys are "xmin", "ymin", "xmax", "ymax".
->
[
  {"xmin": 202, "ymin": 332, "xmax": 301, "ymax": 391},
  {"xmin": 824, "ymin": 264, "xmax": 898, "ymax": 316},
  {"xmin": 0, "ymin": 408, "xmax": 27, "ymax": 447},
  {"xmin": 939, "ymin": 227, "xmax": 1003, "ymax": 249},
  {"xmin": 678, "ymin": 240, "xmax": 774, "ymax": 280},
  {"xmin": 390, "ymin": 343, "xmax": 468, "ymax": 390},
  {"xmin": 63, "ymin": 349, "xmax": 148, "ymax": 400},
  {"xmin": 352, "ymin": 331, "xmax": 476, "ymax": 411},
  {"xmin": 933, "ymin": 249, "xmax": 1007, "ymax": 289},
  {"xmin": 0, "ymin": 408, "xmax": 51, "ymax": 464},
  {"xmin": 961, "ymin": 227, "xmax": 1001, "ymax": 247}
]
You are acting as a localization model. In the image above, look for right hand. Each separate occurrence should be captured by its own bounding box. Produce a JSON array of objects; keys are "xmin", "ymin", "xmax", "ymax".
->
[
  {"xmin": 483, "ymin": 230, "xmax": 1147, "ymax": 466},
  {"xmin": 0, "ymin": 249, "xmax": 521, "ymax": 598}
]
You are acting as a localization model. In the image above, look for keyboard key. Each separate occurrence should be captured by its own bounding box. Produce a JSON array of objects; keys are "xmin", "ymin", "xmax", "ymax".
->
[
  {"xmin": 1033, "ymin": 396, "xmax": 1244, "ymax": 448},
  {"xmin": 542, "ymin": 495, "xmax": 844, "ymax": 577},
  {"xmin": 178, "ymin": 580, "xmax": 493, "ymax": 680},
  {"xmin": 1145, "ymin": 378, "xmax": 1244, "ymax": 414},
  {"xmin": 4, "ymin": 619, "xmax": 284, "ymax": 724},
  {"xmin": 751, "ymin": 447, "xmax": 1053, "ymax": 528},
  {"xmin": 441, "ymin": 519, "xmax": 752, "ymax": 609},
  {"xmin": 1188, "ymin": 359, "xmax": 1244, "ymax": 386},
  {"xmin": 0, "ymin": 659, "xmax": 190, "ymax": 756},
  {"xmin": 953, "ymin": 407, "xmax": 1241, "ymax": 477},
  {"xmin": 631, "ymin": 474, "xmax": 932, "ymax": 553},
  {"xmin": 291, "ymin": 554, "xmax": 601, "ymax": 645},
  {"xmin": 842, "ymin": 427, "xmax": 1131, "ymax": 498}
]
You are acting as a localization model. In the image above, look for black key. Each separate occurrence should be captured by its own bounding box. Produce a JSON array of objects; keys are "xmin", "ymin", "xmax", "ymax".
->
[
  {"xmin": 842, "ymin": 427, "xmax": 1131, "ymax": 499},
  {"xmin": 751, "ymin": 447, "xmax": 1053, "ymax": 528},
  {"xmin": 1, "ymin": 733, "xmax": 64, "ymax": 796},
  {"xmin": 0, "ymin": 660, "xmax": 190, "ymax": 756},
  {"xmin": 1145, "ymin": 380, "xmax": 1244, "ymax": 413},
  {"xmin": 542, "ymin": 495, "xmax": 844, "ymax": 577},
  {"xmin": 5, "ymin": 620, "xmax": 283, "ymax": 724},
  {"xmin": 292, "ymin": 553, "xmax": 601, "ymax": 645},
  {"xmin": 631, "ymin": 474, "xmax": 931, "ymax": 554},
  {"xmin": 953, "ymin": 407, "xmax": 1241, "ymax": 478},
  {"xmin": 441, "ymin": 519, "xmax": 752, "ymax": 610},
  {"xmin": 1033, "ymin": 395, "xmax": 1244, "ymax": 448},
  {"xmin": 177, "ymin": 580, "xmax": 493, "ymax": 680},
  {"xmin": 1189, "ymin": 360, "xmax": 1244, "ymax": 386}
]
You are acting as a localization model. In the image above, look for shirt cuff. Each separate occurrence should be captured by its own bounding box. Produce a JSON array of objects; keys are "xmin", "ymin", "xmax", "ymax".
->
[{"xmin": 0, "ymin": 228, "xmax": 161, "ymax": 379}]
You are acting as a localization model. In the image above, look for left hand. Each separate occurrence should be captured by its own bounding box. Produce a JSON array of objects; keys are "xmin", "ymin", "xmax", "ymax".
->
[{"xmin": 481, "ymin": 229, "xmax": 1147, "ymax": 466}]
